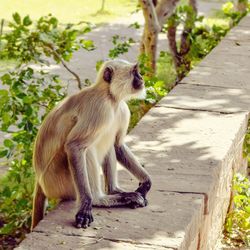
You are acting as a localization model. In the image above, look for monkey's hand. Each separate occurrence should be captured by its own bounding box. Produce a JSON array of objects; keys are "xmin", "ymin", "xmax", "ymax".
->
[
  {"xmin": 75, "ymin": 204, "xmax": 94, "ymax": 229},
  {"xmin": 122, "ymin": 192, "xmax": 147, "ymax": 209},
  {"xmin": 135, "ymin": 179, "xmax": 152, "ymax": 206}
]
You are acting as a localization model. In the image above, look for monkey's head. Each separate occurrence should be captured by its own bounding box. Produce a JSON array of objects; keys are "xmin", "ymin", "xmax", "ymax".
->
[{"xmin": 98, "ymin": 59, "xmax": 146, "ymax": 101}]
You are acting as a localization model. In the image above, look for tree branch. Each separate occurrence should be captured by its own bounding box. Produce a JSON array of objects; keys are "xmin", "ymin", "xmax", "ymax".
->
[
  {"xmin": 167, "ymin": 22, "xmax": 180, "ymax": 68},
  {"xmin": 45, "ymin": 44, "xmax": 83, "ymax": 90}
]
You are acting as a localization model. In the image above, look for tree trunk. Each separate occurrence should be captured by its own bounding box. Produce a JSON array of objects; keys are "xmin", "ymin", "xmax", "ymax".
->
[
  {"xmin": 100, "ymin": 0, "xmax": 105, "ymax": 11},
  {"xmin": 237, "ymin": 0, "xmax": 248, "ymax": 13},
  {"xmin": 139, "ymin": 0, "xmax": 180, "ymax": 75},
  {"xmin": 167, "ymin": 0, "xmax": 197, "ymax": 80},
  {"xmin": 180, "ymin": 0, "xmax": 197, "ymax": 58},
  {"xmin": 167, "ymin": 22, "xmax": 185, "ymax": 80},
  {"xmin": 144, "ymin": 28, "xmax": 158, "ymax": 73},
  {"xmin": 139, "ymin": 0, "xmax": 160, "ymax": 75}
]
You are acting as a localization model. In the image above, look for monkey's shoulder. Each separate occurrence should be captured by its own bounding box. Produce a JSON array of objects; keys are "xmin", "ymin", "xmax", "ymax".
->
[
  {"xmin": 118, "ymin": 101, "xmax": 129, "ymax": 114},
  {"xmin": 117, "ymin": 101, "xmax": 130, "ymax": 122}
]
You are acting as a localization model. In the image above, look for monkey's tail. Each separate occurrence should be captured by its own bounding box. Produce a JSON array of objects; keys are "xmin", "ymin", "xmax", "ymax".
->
[{"xmin": 31, "ymin": 181, "xmax": 46, "ymax": 230}]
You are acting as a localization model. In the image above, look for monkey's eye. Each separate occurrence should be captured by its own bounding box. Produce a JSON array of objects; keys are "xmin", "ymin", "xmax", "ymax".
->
[{"xmin": 132, "ymin": 68, "xmax": 142, "ymax": 80}]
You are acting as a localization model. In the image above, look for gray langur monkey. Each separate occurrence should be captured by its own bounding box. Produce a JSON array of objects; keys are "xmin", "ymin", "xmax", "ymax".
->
[{"xmin": 31, "ymin": 59, "xmax": 152, "ymax": 229}]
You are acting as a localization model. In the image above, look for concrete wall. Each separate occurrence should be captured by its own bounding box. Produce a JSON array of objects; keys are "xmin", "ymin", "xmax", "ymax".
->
[{"xmin": 16, "ymin": 15, "xmax": 250, "ymax": 250}]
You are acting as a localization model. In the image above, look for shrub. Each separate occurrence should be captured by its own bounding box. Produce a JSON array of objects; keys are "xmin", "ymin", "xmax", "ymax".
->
[{"xmin": 224, "ymin": 174, "xmax": 250, "ymax": 247}]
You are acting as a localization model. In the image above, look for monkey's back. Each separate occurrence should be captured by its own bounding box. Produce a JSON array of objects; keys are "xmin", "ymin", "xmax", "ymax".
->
[
  {"xmin": 33, "ymin": 98, "xmax": 76, "ymax": 175},
  {"xmin": 33, "ymin": 86, "xmax": 112, "ymax": 175}
]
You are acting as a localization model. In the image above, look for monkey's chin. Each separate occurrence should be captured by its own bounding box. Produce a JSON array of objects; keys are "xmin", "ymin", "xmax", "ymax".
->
[
  {"xmin": 136, "ymin": 87, "xmax": 146, "ymax": 100},
  {"xmin": 125, "ymin": 88, "xmax": 146, "ymax": 101},
  {"xmin": 137, "ymin": 88, "xmax": 147, "ymax": 100}
]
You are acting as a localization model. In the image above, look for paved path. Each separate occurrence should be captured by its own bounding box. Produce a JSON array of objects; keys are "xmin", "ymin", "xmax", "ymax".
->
[{"xmin": 16, "ymin": 11, "xmax": 250, "ymax": 250}]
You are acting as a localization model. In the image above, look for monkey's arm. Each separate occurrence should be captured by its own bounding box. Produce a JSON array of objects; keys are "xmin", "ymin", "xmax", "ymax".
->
[
  {"xmin": 115, "ymin": 102, "xmax": 151, "ymax": 200},
  {"xmin": 115, "ymin": 143, "xmax": 152, "ymax": 199}
]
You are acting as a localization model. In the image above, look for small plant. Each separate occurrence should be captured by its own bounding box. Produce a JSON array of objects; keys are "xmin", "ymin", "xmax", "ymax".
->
[
  {"xmin": 222, "ymin": 1, "xmax": 248, "ymax": 25},
  {"xmin": 243, "ymin": 121, "xmax": 250, "ymax": 166},
  {"xmin": 223, "ymin": 121, "xmax": 250, "ymax": 247},
  {"xmin": 223, "ymin": 174, "xmax": 250, "ymax": 247}
]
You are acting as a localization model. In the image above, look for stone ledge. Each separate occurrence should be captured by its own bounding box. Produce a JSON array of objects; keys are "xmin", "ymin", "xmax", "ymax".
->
[
  {"xmin": 16, "ymin": 14, "xmax": 250, "ymax": 250},
  {"xmin": 19, "ymin": 192, "xmax": 204, "ymax": 250},
  {"xmin": 157, "ymin": 84, "xmax": 250, "ymax": 113}
]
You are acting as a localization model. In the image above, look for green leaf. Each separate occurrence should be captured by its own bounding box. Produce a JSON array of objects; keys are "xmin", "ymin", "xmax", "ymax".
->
[
  {"xmin": 25, "ymin": 105, "xmax": 33, "ymax": 116},
  {"xmin": 1, "ymin": 74, "xmax": 12, "ymax": 85},
  {"xmin": 2, "ymin": 113, "xmax": 12, "ymax": 124},
  {"xmin": 222, "ymin": 2, "xmax": 234, "ymax": 15},
  {"xmin": 17, "ymin": 198, "xmax": 28, "ymax": 208},
  {"xmin": 0, "ymin": 89, "xmax": 8, "ymax": 96},
  {"xmin": 3, "ymin": 139, "xmax": 14, "ymax": 149},
  {"xmin": 23, "ymin": 15, "xmax": 32, "ymax": 26},
  {"xmin": 13, "ymin": 12, "xmax": 21, "ymax": 24},
  {"xmin": 245, "ymin": 206, "xmax": 250, "ymax": 213},
  {"xmin": 95, "ymin": 60, "xmax": 103, "ymax": 72},
  {"xmin": 23, "ymin": 96, "xmax": 33, "ymax": 104},
  {"xmin": 0, "ymin": 90, "xmax": 9, "ymax": 107},
  {"xmin": 81, "ymin": 26, "xmax": 91, "ymax": 34},
  {"xmin": 80, "ymin": 39, "xmax": 95, "ymax": 51},
  {"xmin": 2, "ymin": 186, "xmax": 11, "ymax": 197},
  {"xmin": 49, "ymin": 17, "xmax": 58, "ymax": 27},
  {"xmin": 0, "ymin": 149, "xmax": 8, "ymax": 158},
  {"xmin": 0, "ymin": 222, "xmax": 15, "ymax": 235}
]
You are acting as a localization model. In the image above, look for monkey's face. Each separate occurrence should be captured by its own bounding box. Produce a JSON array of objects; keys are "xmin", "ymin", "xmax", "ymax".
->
[{"xmin": 102, "ymin": 60, "xmax": 146, "ymax": 101}]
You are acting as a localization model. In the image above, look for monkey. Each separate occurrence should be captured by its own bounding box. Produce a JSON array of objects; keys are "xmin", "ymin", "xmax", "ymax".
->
[{"xmin": 31, "ymin": 59, "xmax": 152, "ymax": 230}]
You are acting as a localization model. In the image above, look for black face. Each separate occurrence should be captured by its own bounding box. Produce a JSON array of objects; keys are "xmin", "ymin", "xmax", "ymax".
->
[{"xmin": 132, "ymin": 64, "xmax": 143, "ymax": 90}]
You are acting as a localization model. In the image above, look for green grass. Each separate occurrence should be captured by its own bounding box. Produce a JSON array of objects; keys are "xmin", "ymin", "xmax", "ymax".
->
[
  {"xmin": 0, "ymin": 0, "xmax": 137, "ymax": 25},
  {"xmin": 157, "ymin": 52, "xmax": 177, "ymax": 90}
]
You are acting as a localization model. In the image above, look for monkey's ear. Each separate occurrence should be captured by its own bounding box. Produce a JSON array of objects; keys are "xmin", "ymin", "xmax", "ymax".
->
[{"xmin": 103, "ymin": 66, "xmax": 113, "ymax": 83}]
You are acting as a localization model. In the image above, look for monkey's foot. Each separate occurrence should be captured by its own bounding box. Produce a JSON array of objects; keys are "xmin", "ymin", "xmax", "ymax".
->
[
  {"xmin": 121, "ymin": 192, "xmax": 147, "ymax": 209},
  {"xmin": 75, "ymin": 209, "xmax": 94, "ymax": 229}
]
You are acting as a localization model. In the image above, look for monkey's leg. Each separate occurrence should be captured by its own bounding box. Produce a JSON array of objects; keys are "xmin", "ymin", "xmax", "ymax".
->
[
  {"xmin": 65, "ymin": 142, "xmax": 93, "ymax": 229},
  {"xmin": 115, "ymin": 144, "xmax": 152, "ymax": 201},
  {"xmin": 31, "ymin": 181, "xmax": 47, "ymax": 230},
  {"xmin": 102, "ymin": 146, "xmax": 125, "ymax": 194},
  {"xmin": 87, "ymin": 149, "xmax": 146, "ymax": 208}
]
